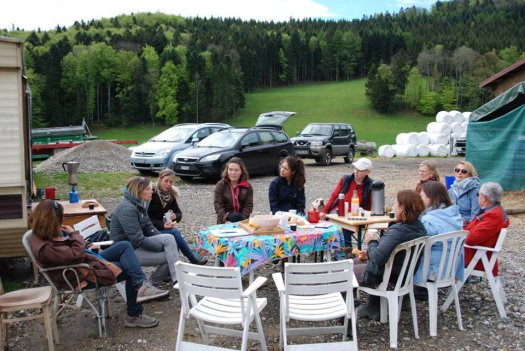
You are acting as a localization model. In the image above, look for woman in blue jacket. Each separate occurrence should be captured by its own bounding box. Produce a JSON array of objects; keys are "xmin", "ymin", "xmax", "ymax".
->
[
  {"xmin": 448, "ymin": 161, "xmax": 480, "ymax": 226},
  {"xmin": 269, "ymin": 156, "xmax": 306, "ymax": 214},
  {"xmin": 414, "ymin": 181, "xmax": 464, "ymax": 285}
]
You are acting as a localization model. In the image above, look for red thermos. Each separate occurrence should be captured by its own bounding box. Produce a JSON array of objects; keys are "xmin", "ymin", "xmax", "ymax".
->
[{"xmin": 337, "ymin": 193, "xmax": 345, "ymax": 216}]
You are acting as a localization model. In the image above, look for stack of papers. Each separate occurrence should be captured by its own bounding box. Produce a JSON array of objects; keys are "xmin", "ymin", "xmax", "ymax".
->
[{"xmin": 209, "ymin": 228, "xmax": 251, "ymax": 238}]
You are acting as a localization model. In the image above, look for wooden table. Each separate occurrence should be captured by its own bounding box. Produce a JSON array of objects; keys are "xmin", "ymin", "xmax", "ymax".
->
[
  {"xmin": 32, "ymin": 199, "xmax": 107, "ymax": 228},
  {"xmin": 326, "ymin": 214, "xmax": 392, "ymax": 250}
]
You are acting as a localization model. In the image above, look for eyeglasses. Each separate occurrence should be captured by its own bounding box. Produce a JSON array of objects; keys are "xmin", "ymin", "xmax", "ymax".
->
[{"xmin": 454, "ymin": 168, "xmax": 468, "ymax": 174}]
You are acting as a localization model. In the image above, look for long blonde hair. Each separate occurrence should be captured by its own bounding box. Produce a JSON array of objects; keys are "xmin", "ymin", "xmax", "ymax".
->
[{"xmin": 156, "ymin": 168, "xmax": 180, "ymax": 199}]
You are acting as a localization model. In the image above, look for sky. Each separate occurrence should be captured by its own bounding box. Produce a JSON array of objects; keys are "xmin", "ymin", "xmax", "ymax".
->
[{"xmin": 0, "ymin": 0, "xmax": 445, "ymax": 31}]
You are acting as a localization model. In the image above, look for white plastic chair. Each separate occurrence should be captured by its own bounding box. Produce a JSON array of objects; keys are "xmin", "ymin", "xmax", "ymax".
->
[
  {"xmin": 22, "ymin": 230, "xmax": 112, "ymax": 338},
  {"xmin": 443, "ymin": 228, "xmax": 508, "ymax": 318},
  {"xmin": 415, "ymin": 230, "xmax": 468, "ymax": 337},
  {"xmin": 0, "ymin": 277, "xmax": 58, "ymax": 350},
  {"xmin": 358, "ymin": 236, "xmax": 426, "ymax": 349},
  {"xmin": 174, "ymin": 261, "xmax": 268, "ymax": 351},
  {"xmin": 272, "ymin": 260, "xmax": 358, "ymax": 351},
  {"xmin": 73, "ymin": 215, "xmax": 103, "ymax": 240}
]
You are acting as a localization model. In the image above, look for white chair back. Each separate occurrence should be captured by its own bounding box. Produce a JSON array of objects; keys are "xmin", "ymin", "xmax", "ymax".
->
[
  {"xmin": 417, "ymin": 230, "xmax": 468, "ymax": 337},
  {"xmin": 73, "ymin": 215, "xmax": 102, "ymax": 240},
  {"xmin": 419, "ymin": 230, "xmax": 468, "ymax": 285},
  {"xmin": 174, "ymin": 261, "xmax": 268, "ymax": 351},
  {"xmin": 379, "ymin": 236, "xmax": 426, "ymax": 293}
]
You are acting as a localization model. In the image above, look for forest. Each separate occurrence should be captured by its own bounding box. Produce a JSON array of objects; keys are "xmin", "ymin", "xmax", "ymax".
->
[{"xmin": 2, "ymin": 0, "xmax": 524, "ymax": 128}]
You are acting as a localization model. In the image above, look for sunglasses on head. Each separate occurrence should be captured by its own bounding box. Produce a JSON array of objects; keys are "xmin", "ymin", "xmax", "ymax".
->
[{"xmin": 454, "ymin": 168, "xmax": 468, "ymax": 174}]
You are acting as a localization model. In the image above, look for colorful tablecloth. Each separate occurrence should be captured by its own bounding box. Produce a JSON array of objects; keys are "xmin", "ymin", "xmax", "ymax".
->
[{"xmin": 195, "ymin": 222, "xmax": 344, "ymax": 276}]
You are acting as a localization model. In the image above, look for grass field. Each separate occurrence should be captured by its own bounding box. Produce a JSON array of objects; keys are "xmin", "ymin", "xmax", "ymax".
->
[{"xmin": 93, "ymin": 79, "xmax": 433, "ymax": 146}]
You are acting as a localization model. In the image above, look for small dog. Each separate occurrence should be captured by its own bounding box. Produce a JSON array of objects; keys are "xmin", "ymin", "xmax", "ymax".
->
[{"xmin": 311, "ymin": 198, "xmax": 325, "ymax": 212}]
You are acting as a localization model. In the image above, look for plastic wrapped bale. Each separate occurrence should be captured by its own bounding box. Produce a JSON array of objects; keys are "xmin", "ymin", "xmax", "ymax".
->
[
  {"xmin": 450, "ymin": 121, "xmax": 464, "ymax": 136},
  {"xmin": 461, "ymin": 121, "xmax": 469, "ymax": 131},
  {"xmin": 417, "ymin": 132, "xmax": 430, "ymax": 145},
  {"xmin": 462, "ymin": 111, "xmax": 472, "ymax": 122},
  {"xmin": 378, "ymin": 144, "xmax": 395, "ymax": 158},
  {"xmin": 395, "ymin": 132, "xmax": 419, "ymax": 145},
  {"xmin": 428, "ymin": 144, "xmax": 449, "ymax": 156},
  {"xmin": 427, "ymin": 122, "xmax": 452, "ymax": 135},
  {"xmin": 449, "ymin": 110, "xmax": 464, "ymax": 122},
  {"xmin": 416, "ymin": 144, "xmax": 430, "ymax": 157},
  {"xmin": 428, "ymin": 132, "xmax": 450, "ymax": 145},
  {"xmin": 436, "ymin": 111, "xmax": 454, "ymax": 123},
  {"xmin": 391, "ymin": 144, "xmax": 418, "ymax": 157}
]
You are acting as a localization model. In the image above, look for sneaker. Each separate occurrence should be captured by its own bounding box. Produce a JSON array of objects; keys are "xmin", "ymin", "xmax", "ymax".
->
[
  {"xmin": 194, "ymin": 257, "xmax": 208, "ymax": 266},
  {"xmin": 137, "ymin": 281, "xmax": 169, "ymax": 303},
  {"xmin": 125, "ymin": 313, "xmax": 159, "ymax": 328}
]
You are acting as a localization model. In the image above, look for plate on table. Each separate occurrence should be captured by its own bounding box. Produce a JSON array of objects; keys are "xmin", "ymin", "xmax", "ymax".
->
[{"xmin": 209, "ymin": 228, "xmax": 251, "ymax": 238}]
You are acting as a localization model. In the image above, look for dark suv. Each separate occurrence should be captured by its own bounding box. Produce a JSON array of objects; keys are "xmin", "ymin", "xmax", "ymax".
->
[{"xmin": 291, "ymin": 123, "xmax": 356, "ymax": 166}]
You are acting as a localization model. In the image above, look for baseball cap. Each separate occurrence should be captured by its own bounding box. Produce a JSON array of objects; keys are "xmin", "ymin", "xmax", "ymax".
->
[{"xmin": 352, "ymin": 157, "xmax": 372, "ymax": 171}]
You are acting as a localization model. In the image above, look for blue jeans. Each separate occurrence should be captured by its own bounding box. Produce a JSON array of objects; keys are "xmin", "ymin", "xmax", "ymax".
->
[
  {"xmin": 160, "ymin": 228, "xmax": 202, "ymax": 264},
  {"xmin": 100, "ymin": 241, "xmax": 145, "ymax": 317}
]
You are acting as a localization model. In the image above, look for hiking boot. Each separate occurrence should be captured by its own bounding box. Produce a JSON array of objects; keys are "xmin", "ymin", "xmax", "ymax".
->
[
  {"xmin": 125, "ymin": 313, "xmax": 159, "ymax": 328},
  {"xmin": 137, "ymin": 281, "xmax": 169, "ymax": 303}
]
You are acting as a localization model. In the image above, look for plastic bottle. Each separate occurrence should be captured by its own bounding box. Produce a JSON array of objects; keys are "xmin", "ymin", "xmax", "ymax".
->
[
  {"xmin": 351, "ymin": 190, "xmax": 360, "ymax": 216},
  {"xmin": 337, "ymin": 193, "xmax": 345, "ymax": 216}
]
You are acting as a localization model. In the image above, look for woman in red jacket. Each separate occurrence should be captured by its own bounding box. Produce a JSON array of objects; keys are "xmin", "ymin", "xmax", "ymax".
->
[{"xmin": 464, "ymin": 182, "xmax": 509, "ymax": 276}]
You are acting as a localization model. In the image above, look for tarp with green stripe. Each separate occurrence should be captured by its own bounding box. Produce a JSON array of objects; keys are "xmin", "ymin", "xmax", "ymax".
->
[{"xmin": 466, "ymin": 82, "xmax": 525, "ymax": 190}]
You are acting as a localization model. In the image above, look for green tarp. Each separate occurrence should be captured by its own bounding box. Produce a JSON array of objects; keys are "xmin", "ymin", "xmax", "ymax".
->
[{"xmin": 467, "ymin": 82, "xmax": 525, "ymax": 190}]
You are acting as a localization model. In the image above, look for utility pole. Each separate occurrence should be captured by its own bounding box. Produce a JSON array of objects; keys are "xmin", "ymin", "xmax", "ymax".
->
[{"xmin": 195, "ymin": 72, "xmax": 200, "ymax": 123}]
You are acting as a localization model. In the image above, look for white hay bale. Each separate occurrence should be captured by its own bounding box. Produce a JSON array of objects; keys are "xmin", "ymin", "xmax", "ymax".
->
[
  {"xmin": 417, "ymin": 132, "xmax": 430, "ymax": 145},
  {"xmin": 436, "ymin": 111, "xmax": 453, "ymax": 123},
  {"xmin": 391, "ymin": 144, "xmax": 418, "ymax": 157},
  {"xmin": 428, "ymin": 144, "xmax": 449, "ymax": 157},
  {"xmin": 461, "ymin": 121, "xmax": 469, "ymax": 131},
  {"xmin": 427, "ymin": 132, "xmax": 450, "ymax": 145},
  {"xmin": 450, "ymin": 121, "xmax": 464, "ymax": 136},
  {"xmin": 416, "ymin": 144, "xmax": 430, "ymax": 157},
  {"xmin": 395, "ymin": 132, "xmax": 419, "ymax": 145},
  {"xmin": 378, "ymin": 145, "xmax": 395, "ymax": 158},
  {"xmin": 427, "ymin": 122, "xmax": 452, "ymax": 135},
  {"xmin": 457, "ymin": 131, "xmax": 467, "ymax": 138},
  {"xmin": 449, "ymin": 110, "xmax": 464, "ymax": 122},
  {"xmin": 462, "ymin": 111, "xmax": 472, "ymax": 122}
]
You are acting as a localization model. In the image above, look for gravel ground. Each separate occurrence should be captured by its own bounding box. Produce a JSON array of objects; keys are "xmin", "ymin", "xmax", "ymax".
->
[{"xmin": 6, "ymin": 156, "xmax": 525, "ymax": 350}]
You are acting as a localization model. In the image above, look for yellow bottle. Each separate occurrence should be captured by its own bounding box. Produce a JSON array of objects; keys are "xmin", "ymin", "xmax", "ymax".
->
[{"xmin": 351, "ymin": 190, "xmax": 360, "ymax": 216}]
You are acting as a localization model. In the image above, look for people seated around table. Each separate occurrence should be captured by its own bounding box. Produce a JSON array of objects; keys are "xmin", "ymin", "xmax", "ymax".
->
[
  {"xmin": 320, "ymin": 157, "xmax": 374, "ymax": 247},
  {"xmin": 448, "ymin": 160, "xmax": 481, "ymax": 226},
  {"xmin": 464, "ymin": 182, "xmax": 509, "ymax": 277},
  {"xmin": 415, "ymin": 160, "xmax": 440, "ymax": 194},
  {"xmin": 353, "ymin": 190, "xmax": 427, "ymax": 320},
  {"xmin": 110, "ymin": 176, "xmax": 180, "ymax": 286},
  {"xmin": 269, "ymin": 156, "xmax": 306, "ymax": 214},
  {"xmin": 147, "ymin": 169, "xmax": 207, "ymax": 265},
  {"xmin": 30, "ymin": 199, "xmax": 168, "ymax": 328},
  {"xmin": 413, "ymin": 181, "xmax": 464, "ymax": 294},
  {"xmin": 214, "ymin": 157, "xmax": 253, "ymax": 224}
]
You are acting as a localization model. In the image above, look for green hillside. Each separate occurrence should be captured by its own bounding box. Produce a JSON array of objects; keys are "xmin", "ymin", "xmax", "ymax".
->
[{"xmin": 229, "ymin": 79, "xmax": 433, "ymax": 146}]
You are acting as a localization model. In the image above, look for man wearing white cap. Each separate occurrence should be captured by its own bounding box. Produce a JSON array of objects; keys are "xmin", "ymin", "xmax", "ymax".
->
[{"xmin": 321, "ymin": 157, "xmax": 374, "ymax": 246}]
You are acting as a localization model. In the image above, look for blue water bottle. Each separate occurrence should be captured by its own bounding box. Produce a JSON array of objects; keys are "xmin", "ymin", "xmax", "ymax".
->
[{"xmin": 69, "ymin": 186, "xmax": 79, "ymax": 203}]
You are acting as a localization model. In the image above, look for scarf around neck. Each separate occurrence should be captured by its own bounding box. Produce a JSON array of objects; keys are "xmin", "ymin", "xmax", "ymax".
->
[{"xmin": 154, "ymin": 183, "xmax": 173, "ymax": 208}]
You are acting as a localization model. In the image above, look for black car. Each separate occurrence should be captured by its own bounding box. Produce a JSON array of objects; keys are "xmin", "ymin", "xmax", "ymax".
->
[
  {"xmin": 291, "ymin": 123, "xmax": 356, "ymax": 166},
  {"xmin": 172, "ymin": 127, "xmax": 295, "ymax": 180}
]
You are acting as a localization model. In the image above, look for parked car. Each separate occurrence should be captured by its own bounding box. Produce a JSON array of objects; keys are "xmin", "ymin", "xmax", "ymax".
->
[
  {"xmin": 291, "ymin": 123, "xmax": 356, "ymax": 166},
  {"xmin": 130, "ymin": 123, "xmax": 231, "ymax": 172},
  {"xmin": 172, "ymin": 112, "xmax": 295, "ymax": 180}
]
